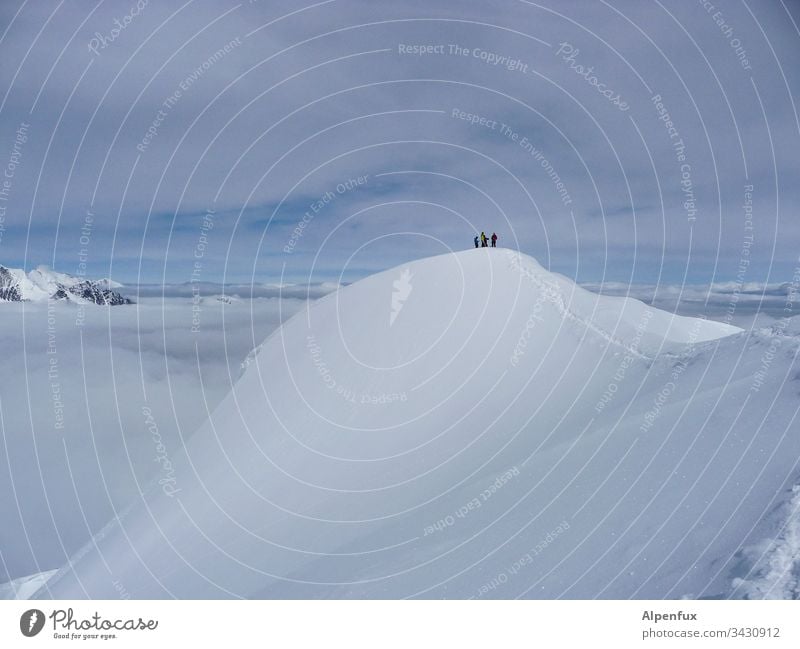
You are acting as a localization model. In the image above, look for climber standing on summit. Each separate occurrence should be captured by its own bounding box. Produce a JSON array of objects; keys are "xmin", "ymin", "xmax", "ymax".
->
[
  {"xmin": 491, "ymin": 232, "xmax": 497, "ymax": 247},
  {"xmin": 474, "ymin": 235, "xmax": 479, "ymax": 248},
  {"xmin": 480, "ymin": 231, "xmax": 488, "ymax": 247}
]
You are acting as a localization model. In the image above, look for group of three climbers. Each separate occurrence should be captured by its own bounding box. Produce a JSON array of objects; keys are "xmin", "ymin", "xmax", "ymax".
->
[{"xmin": 474, "ymin": 232, "xmax": 498, "ymax": 248}]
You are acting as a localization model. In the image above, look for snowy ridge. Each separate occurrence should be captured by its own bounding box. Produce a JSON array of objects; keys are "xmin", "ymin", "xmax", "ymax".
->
[
  {"xmin": 507, "ymin": 252, "xmax": 650, "ymax": 360},
  {"xmin": 22, "ymin": 249, "xmax": 799, "ymax": 600},
  {"xmin": 506, "ymin": 250, "xmax": 740, "ymax": 357}
]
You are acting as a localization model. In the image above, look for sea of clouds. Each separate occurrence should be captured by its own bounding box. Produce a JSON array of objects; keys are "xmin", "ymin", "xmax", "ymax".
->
[{"xmin": 0, "ymin": 293, "xmax": 305, "ymax": 582}]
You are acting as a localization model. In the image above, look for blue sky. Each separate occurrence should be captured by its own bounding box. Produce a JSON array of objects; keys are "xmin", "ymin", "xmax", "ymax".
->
[{"xmin": 0, "ymin": 0, "xmax": 799, "ymax": 286}]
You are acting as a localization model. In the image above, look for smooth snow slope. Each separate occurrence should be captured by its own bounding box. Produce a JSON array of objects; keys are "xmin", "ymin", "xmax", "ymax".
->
[{"xmin": 32, "ymin": 250, "xmax": 800, "ymax": 599}]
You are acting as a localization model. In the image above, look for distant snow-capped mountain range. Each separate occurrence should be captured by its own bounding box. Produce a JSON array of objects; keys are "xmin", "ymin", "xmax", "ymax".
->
[{"xmin": 0, "ymin": 264, "xmax": 131, "ymax": 304}]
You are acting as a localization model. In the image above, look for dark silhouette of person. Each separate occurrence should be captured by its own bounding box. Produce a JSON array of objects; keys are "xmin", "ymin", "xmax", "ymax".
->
[
  {"xmin": 491, "ymin": 232, "xmax": 497, "ymax": 247},
  {"xmin": 480, "ymin": 231, "xmax": 488, "ymax": 247},
  {"xmin": 474, "ymin": 235, "xmax": 479, "ymax": 248}
]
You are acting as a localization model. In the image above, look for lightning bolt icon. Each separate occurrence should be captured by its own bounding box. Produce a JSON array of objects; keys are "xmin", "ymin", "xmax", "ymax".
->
[{"xmin": 28, "ymin": 611, "xmax": 37, "ymax": 632}]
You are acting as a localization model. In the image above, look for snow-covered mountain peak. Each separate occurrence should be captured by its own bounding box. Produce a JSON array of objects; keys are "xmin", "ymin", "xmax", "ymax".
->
[{"xmin": 31, "ymin": 250, "xmax": 798, "ymax": 600}]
